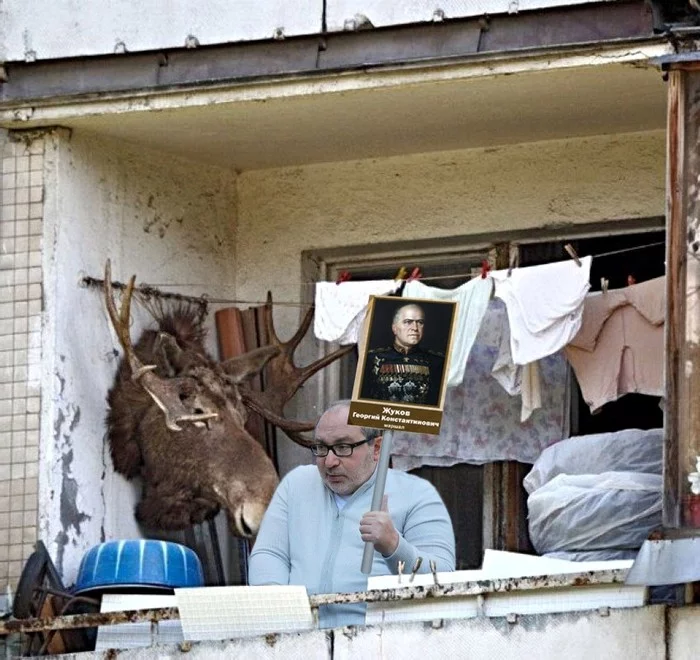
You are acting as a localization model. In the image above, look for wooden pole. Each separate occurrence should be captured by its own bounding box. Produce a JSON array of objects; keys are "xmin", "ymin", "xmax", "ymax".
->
[{"xmin": 664, "ymin": 67, "xmax": 685, "ymax": 528}]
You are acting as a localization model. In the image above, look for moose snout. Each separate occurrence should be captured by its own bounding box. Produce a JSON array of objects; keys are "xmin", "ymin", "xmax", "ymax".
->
[{"xmin": 232, "ymin": 501, "xmax": 267, "ymax": 538}]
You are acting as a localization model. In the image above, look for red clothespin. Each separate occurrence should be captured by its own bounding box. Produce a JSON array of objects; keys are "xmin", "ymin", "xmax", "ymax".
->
[
  {"xmin": 336, "ymin": 271, "xmax": 351, "ymax": 285},
  {"xmin": 480, "ymin": 260, "xmax": 491, "ymax": 279},
  {"xmin": 407, "ymin": 267, "xmax": 422, "ymax": 282}
]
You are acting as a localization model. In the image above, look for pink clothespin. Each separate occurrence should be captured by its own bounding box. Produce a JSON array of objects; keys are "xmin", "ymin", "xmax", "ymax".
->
[
  {"xmin": 407, "ymin": 267, "xmax": 422, "ymax": 282},
  {"xmin": 480, "ymin": 260, "xmax": 491, "ymax": 279},
  {"xmin": 336, "ymin": 271, "xmax": 351, "ymax": 285}
]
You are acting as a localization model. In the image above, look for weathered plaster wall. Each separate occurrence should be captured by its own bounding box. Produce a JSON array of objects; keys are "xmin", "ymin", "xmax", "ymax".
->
[
  {"xmin": 236, "ymin": 129, "xmax": 665, "ymax": 473},
  {"xmin": 39, "ymin": 129, "xmax": 238, "ymax": 584},
  {"xmin": 335, "ymin": 605, "xmax": 666, "ymax": 659},
  {"xmin": 667, "ymin": 605, "xmax": 700, "ymax": 660},
  {"xmin": 45, "ymin": 605, "xmax": 668, "ymax": 659}
]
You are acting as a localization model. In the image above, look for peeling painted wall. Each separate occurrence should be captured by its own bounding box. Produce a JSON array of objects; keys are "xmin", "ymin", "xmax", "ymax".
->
[{"xmin": 39, "ymin": 129, "xmax": 238, "ymax": 584}]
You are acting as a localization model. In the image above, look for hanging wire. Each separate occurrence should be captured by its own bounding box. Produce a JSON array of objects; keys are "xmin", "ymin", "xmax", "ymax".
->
[{"xmin": 82, "ymin": 239, "xmax": 667, "ymax": 308}]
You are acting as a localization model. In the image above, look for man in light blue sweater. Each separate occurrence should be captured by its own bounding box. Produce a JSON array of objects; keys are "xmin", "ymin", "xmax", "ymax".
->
[{"xmin": 248, "ymin": 400, "xmax": 456, "ymax": 628}]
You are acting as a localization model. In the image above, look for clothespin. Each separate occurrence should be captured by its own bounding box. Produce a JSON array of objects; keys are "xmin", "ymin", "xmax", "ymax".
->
[
  {"xmin": 335, "ymin": 271, "xmax": 351, "ymax": 285},
  {"xmin": 627, "ymin": 274, "xmax": 637, "ymax": 286},
  {"xmin": 406, "ymin": 267, "xmax": 422, "ymax": 282},
  {"xmin": 394, "ymin": 266, "xmax": 408, "ymax": 281},
  {"xmin": 397, "ymin": 560, "xmax": 405, "ymax": 584},
  {"xmin": 601, "ymin": 277, "xmax": 609, "ymax": 294},
  {"xmin": 564, "ymin": 243, "xmax": 582, "ymax": 267},
  {"xmin": 507, "ymin": 250, "xmax": 519, "ymax": 277},
  {"xmin": 429, "ymin": 559, "xmax": 439, "ymax": 585},
  {"xmin": 409, "ymin": 556, "xmax": 423, "ymax": 583},
  {"xmin": 480, "ymin": 260, "xmax": 491, "ymax": 279}
]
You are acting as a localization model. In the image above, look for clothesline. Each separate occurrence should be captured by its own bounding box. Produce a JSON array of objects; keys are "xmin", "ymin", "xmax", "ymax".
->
[
  {"xmin": 592, "ymin": 240, "xmax": 665, "ymax": 260},
  {"xmin": 87, "ymin": 239, "xmax": 666, "ymax": 309}
]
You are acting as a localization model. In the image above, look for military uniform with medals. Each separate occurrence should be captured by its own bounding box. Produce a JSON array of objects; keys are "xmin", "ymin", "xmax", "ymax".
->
[{"xmin": 360, "ymin": 342, "xmax": 445, "ymax": 407}]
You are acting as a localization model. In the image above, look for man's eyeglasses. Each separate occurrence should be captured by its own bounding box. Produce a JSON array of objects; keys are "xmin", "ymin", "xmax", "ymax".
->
[{"xmin": 310, "ymin": 439, "xmax": 371, "ymax": 457}]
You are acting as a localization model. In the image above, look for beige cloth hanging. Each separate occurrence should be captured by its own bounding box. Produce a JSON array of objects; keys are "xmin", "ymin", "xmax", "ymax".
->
[{"xmin": 565, "ymin": 276, "xmax": 665, "ymax": 413}]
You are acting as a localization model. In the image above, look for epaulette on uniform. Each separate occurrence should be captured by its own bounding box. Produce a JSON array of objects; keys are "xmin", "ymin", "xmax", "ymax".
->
[
  {"xmin": 368, "ymin": 347, "xmax": 392, "ymax": 355},
  {"xmin": 426, "ymin": 348, "xmax": 445, "ymax": 358}
]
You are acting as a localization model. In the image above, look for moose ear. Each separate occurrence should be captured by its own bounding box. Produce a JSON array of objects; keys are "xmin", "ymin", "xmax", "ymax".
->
[
  {"xmin": 222, "ymin": 345, "xmax": 280, "ymax": 383},
  {"xmin": 155, "ymin": 333, "xmax": 185, "ymax": 377}
]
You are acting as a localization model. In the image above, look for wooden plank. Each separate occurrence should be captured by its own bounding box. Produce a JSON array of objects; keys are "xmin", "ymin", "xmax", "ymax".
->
[
  {"xmin": 253, "ymin": 305, "xmax": 278, "ymax": 470},
  {"xmin": 213, "ymin": 306, "xmax": 271, "ymax": 585},
  {"xmin": 214, "ymin": 307, "xmax": 246, "ymax": 359},
  {"xmin": 663, "ymin": 68, "xmax": 685, "ymax": 528}
]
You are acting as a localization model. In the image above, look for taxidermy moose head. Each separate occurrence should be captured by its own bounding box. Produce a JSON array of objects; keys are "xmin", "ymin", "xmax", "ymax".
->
[{"xmin": 103, "ymin": 261, "xmax": 350, "ymax": 538}]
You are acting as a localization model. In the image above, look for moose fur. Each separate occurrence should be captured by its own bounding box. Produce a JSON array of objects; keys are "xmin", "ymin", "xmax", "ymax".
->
[
  {"xmin": 103, "ymin": 261, "xmax": 352, "ymax": 537},
  {"xmin": 107, "ymin": 304, "xmax": 280, "ymax": 535}
]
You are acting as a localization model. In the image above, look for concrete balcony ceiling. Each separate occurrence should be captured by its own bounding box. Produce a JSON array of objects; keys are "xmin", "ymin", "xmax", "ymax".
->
[{"xmin": 1, "ymin": 59, "xmax": 663, "ymax": 171}]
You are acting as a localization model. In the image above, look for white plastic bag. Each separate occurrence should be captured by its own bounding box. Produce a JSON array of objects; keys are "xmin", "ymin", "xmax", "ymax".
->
[
  {"xmin": 544, "ymin": 549, "xmax": 639, "ymax": 562},
  {"xmin": 527, "ymin": 471, "xmax": 662, "ymax": 554},
  {"xmin": 523, "ymin": 428, "xmax": 662, "ymax": 495}
]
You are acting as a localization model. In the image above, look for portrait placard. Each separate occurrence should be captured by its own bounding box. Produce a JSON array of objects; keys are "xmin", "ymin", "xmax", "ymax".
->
[{"xmin": 348, "ymin": 295, "xmax": 457, "ymax": 435}]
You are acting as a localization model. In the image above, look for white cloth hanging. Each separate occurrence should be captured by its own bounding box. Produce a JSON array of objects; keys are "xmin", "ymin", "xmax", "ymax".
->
[
  {"xmin": 314, "ymin": 280, "xmax": 401, "ymax": 345},
  {"xmin": 491, "ymin": 256, "xmax": 592, "ymax": 365},
  {"xmin": 403, "ymin": 277, "xmax": 493, "ymax": 387},
  {"xmin": 490, "ymin": 303, "xmax": 542, "ymax": 422}
]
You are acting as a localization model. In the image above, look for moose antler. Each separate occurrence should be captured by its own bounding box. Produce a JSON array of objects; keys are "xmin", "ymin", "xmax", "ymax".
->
[
  {"xmin": 240, "ymin": 292, "xmax": 353, "ymax": 446},
  {"xmin": 103, "ymin": 260, "xmax": 218, "ymax": 431}
]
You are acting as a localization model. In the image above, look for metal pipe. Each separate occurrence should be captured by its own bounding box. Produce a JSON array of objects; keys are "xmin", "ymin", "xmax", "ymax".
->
[{"xmin": 361, "ymin": 430, "xmax": 394, "ymax": 574}]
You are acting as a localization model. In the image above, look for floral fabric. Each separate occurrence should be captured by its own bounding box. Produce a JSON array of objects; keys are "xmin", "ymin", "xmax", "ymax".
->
[{"xmin": 391, "ymin": 300, "xmax": 570, "ymax": 469}]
